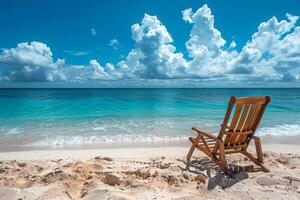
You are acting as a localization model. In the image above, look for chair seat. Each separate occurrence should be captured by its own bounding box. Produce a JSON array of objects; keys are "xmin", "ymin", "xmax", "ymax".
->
[
  {"xmin": 189, "ymin": 136, "xmax": 246, "ymax": 151},
  {"xmin": 189, "ymin": 136, "xmax": 216, "ymax": 150}
]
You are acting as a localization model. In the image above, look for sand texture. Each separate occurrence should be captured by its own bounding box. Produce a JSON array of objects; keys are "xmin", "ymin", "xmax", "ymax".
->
[{"xmin": 0, "ymin": 147, "xmax": 299, "ymax": 200}]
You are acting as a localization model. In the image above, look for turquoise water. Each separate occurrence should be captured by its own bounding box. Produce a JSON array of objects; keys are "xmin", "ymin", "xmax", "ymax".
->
[{"xmin": 0, "ymin": 88, "xmax": 299, "ymax": 148}]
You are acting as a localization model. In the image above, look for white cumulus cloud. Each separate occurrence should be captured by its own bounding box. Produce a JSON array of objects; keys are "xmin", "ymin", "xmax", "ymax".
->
[
  {"xmin": 0, "ymin": 41, "xmax": 66, "ymax": 82},
  {"xmin": 118, "ymin": 14, "xmax": 187, "ymax": 79},
  {"xmin": 182, "ymin": 5, "xmax": 237, "ymax": 79},
  {"xmin": 180, "ymin": 5, "xmax": 300, "ymax": 82},
  {"xmin": 1, "ymin": 4, "xmax": 300, "ymax": 86},
  {"xmin": 230, "ymin": 13, "xmax": 300, "ymax": 81}
]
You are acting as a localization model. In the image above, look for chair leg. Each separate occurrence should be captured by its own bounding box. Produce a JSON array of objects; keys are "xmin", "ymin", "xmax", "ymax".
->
[
  {"xmin": 242, "ymin": 150, "xmax": 270, "ymax": 172},
  {"xmin": 217, "ymin": 139, "xmax": 227, "ymax": 173},
  {"xmin": 254, "ymin": 136, "xmax": 263, "ymax": 163},
  {"xmin": 187, "ymin": 134, "xmax": 201, "ymax": 161}
]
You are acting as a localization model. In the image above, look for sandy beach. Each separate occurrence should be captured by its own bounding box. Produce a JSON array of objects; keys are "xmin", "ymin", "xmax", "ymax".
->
[{"xmin": 0, "ymin": 136, "xmax": 299, "ymax": 200}]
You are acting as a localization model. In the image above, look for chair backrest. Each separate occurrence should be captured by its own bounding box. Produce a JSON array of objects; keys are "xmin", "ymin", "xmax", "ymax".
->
[{"xmin": 219, "ymin": 96, "xmax": 271, "ymax": 148}]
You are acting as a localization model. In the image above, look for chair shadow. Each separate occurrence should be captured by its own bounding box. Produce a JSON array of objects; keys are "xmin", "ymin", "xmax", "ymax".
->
[{"xmin": 181, "ymin": 158, "xmax": 257, "ymax": 190}]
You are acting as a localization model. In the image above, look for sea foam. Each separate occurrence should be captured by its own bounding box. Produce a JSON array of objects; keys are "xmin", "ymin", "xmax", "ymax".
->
[
  {"xmin": 25, "ymin": 123, "xmax": 300, "ymax": 147},
  {"xmin": 257, "ymin": 124, "xmax": 300, "ymax": 136}
]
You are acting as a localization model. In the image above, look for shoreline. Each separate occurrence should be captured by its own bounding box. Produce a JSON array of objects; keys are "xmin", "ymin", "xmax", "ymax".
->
[
  {"xmin": 0, "ymin": 135, "xmax": 299, "ymax": 160},
  {"xmin": 0, "ymin": 134, "xmax": 299, "ymax": 155}
]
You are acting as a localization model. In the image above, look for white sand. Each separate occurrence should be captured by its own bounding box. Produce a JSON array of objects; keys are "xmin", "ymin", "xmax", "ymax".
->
[{"xmin": 0, "ymin": 141, "xmax": 299, "ymax": 200}]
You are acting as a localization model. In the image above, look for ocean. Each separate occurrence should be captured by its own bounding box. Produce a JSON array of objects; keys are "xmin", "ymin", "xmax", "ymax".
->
[{"xmin": 0, "ymin": 88, "xmax": 299, "ymax": 149}]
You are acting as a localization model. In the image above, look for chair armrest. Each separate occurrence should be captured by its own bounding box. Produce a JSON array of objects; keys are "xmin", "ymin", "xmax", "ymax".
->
[{"xmin": 192, "ymin": 127, "xmax": 218, "ymax": 140}]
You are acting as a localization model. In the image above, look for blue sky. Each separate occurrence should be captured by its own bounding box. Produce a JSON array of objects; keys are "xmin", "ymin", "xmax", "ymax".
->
[{"xmin": 0, "ymin": 0, "xmax": 300, "ymax": 87}]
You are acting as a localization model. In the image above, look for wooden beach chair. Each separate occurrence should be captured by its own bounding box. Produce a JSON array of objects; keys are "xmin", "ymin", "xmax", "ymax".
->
[{"xmin": 187, "ymin": 96, "xmax": 271, "ymax": 173}]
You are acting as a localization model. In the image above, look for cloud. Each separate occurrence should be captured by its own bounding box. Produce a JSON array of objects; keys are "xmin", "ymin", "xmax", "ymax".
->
[
  {"xmin": 1, "ymin": 4, "xmax": 300, "ymax": 86},
  {"xmin": 183, "ymin": 5, "xmax": 226, "ymax": 57},
  {"xmin": 91, "ymin": 28, "xmax": 97, "ymax": 36},
  {"xmin": 63, "ymin": 50, "xmax": 89, "ymax": 56},
  {"xmin": 118, "ymin": 14, "xmax": 187, "ymax": 79},
  {"xmin": 180, "ymin": 5, "xmax": 300, "ymax": 83},
  {"xmin": 229, "ymin": 41, "xmax": 236, "ymax": 49},
  {"xmin": 182, "ymin": 5, "xmax": 236, "ymax": 79},
  {"xmin": 88, "ymin": 59, "xmax": 110, "ymax": 79},
  {"xmin": 61, "ymin": 59, "xmax": 123, "ymax": 82},
  {"xmin": 229, "ymin": 13, "xmax": 300, "ymax": 81},
  {"xmin": 87, "ymin": 60, "xmax": 122, "ymax": 80},
  {"xmin": 0, "ymin": 42, "xmax": 123, "ymax": 82},
  {"xmin": 109, "ymin": 39, "xmax": 120, "ymax": 50},
  {"xmin": 0, "ymin": 41, "xmax": 66, "ymax": 82}
]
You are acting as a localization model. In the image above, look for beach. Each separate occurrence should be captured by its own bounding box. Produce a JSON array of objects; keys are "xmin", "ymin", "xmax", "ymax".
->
[
  {"xmin": 1, "ymin": 0, "xmax": 300, "ymax": 197},
  {"xmin": 0, "ymin": 135, "xmax": 299, "ymax": 200}
]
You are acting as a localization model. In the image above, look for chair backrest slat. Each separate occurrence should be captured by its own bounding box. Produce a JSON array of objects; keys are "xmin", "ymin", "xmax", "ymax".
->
[
  {"xmin": 229, "ymin": 104, "xmax": 243, "ymax": 131},
  {"xmin": 243, "ymin": 104, "xmax": 258, "ymax": 131},
  {"xmin": 235, "ymin": 104, "xmax": 250, "ymax": 131},
  {"xmin": 248, "ymin": 104, "xmax": 263, "ymax": 130},
  {"xmin": 219, "ymin": 96, "xmax": 270, "ymax": 148}
]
